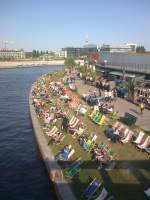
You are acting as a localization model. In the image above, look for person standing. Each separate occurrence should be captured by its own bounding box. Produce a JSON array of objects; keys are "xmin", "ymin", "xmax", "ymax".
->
[
  {"xmin": 140, "ymin": 101, "xmax": 145, "ymax": 114},
  {"xmin": 61, "ymin": 113, "xmax": 69, "ymax": 133}
]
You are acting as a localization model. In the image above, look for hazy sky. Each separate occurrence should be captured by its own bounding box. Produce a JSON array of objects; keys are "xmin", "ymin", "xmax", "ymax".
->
[{"xmin": 0, "ymin": 0, "xmax": 150, "ymax": 51}]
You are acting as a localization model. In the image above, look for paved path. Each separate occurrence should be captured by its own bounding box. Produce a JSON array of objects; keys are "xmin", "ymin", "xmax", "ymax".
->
[{"xmin": 75, "ymin": 79, "xmax": 150, "ymax": 132}]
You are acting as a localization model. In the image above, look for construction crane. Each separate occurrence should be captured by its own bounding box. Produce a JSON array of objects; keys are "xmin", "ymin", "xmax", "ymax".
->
[{"xmin": 0, "ymin": 40, "xmax": 14, "ymax": 49}]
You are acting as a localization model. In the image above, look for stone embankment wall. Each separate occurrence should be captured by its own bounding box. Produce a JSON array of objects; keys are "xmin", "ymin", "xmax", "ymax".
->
[
  {"xmin": 29, "ymin": 86, "xmax": 76, "ymax": 200},
  {"xmin": 0, "ymin": 60, "xmax": 64, "ymax": 68},
  {"xmin": 0, "ymin": 59, "xmax": 84, "ymax": 69}
]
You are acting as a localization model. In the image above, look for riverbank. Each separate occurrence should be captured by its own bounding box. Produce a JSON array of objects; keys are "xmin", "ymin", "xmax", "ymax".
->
[
  {"xmin": 0, "ymin": 60, "xmax": 64, "ymax": 69},
  {"xmin": 29, "ymin": 83, "xmax": 76, "ymax": 200},
  {"xmin": 0, "ymin": 59, "xmax": 85, "ymax": 69}
]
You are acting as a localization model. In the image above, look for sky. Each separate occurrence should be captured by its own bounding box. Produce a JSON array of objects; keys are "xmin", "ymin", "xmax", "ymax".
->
[{"xmin": 0, "ymin": 0, "xmax": 150, "ymax": 51}]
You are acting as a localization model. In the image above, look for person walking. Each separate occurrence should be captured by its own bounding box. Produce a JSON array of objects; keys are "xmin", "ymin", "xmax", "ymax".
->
[{"xmin": 140, "ymin": 101, "xmax": 145, "ymax": 114}]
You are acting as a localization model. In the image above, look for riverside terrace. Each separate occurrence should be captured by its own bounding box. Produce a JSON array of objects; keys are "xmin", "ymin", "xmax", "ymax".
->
[{"xmin": 31, "ymin": 71, "xmax": 150, "ymax": 200}]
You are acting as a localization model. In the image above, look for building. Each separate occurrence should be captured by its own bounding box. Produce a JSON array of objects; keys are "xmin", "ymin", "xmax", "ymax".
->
[
  {"xmin": 62, "ymin": 44, "xmax": 98, "ymax": 58},
  {"xmin": 97, "ymin": 51, "xmax": 150, "ymax": 75},
  {"xmin": 54, "ymin": 50, "xmax": 67, "ymax": 58},
  {"xmin": 100, "ymin": 43, "xmax": 137, "ymax": 53},
  {"xmin": 0, "ymin": 48, "xmax": 25, "ymax": 60}
]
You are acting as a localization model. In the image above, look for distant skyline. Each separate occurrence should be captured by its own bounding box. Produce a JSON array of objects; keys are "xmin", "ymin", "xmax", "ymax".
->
[{"xmin": 0, "ymin": 0, "xmax": 150, "ymax": 51}]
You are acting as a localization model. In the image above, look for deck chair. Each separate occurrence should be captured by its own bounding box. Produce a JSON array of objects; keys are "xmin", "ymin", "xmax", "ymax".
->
[
  {"xmin": 69, "ymin": 118, "xmax": 80, "ymax": 129},
  {"xmin": 133, "ymin": 131, "xmax": 145, "ymax": 145},
  {"xmin": 85, "ymin": 141, "xmax": 96, "ymax": 152},
  {"xmin": 118, "ymin": 128, "xmax": 130, "ymax": 140},
  {"xmin": 69, "ymin": 116, "xmax": 76, "ymax": 126},
  {"xmin": 51, "ymin": 132, "xmax": 65, "ymax": 144},
  {"xmin": 68, "ymin": 148, "xmax": 75, "ymax": 160},
  {"xmin": 110, "ymin": 112, "xmax": 118, "ymax": 121},
  {"xmin": 72, "ymin": 127, "xmax": 84, "ymax": 138},
  {"xmin": 93, "ymin": 113, "xmax": 103, "ymax": 124},
  {"xmin": 98, "ymin": 142, "xmax": 106, "ymax": 150},
  {"xmin": 98, "ymin": 115, "xmax": 108, "ymax": 125},
  {"xmin": 94, "ymin": 187, "xmax": 108, "ymax": 200},
  {"xmin": 89, "ymin": 110, "xmax": 96, "ymax": 119},
  {"xmin": 92, "ymin": 112, "xmax": 100, "ymax": 121},
  {"xmin": 46, "ymin": 126, "xmax": 58, "ymax": 137},
  {"xmin": 120, "ymin": 130, "xmax": 134, "ymax": 144},
  {"xmin": 108, "ymin": 148, "xmax": 115, "ymax": 158},
  {"xmin": 137, "ymin": 136, "xmax": 150, "ymax": 150},
  {"xmin": 64, "ymin": 158, "xmax": 83, "ymax": 178},
  {"xmin": 83, "ymin": 178, "xmax": 101, "ymax": 200}
]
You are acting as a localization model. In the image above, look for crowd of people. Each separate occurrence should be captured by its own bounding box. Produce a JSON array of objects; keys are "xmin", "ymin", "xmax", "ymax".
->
[
  {"xmin": 31, "ymin": 72, "xmax": 117, "ymax": 171},
  {"xmin": 31, "ymin": 70, "xmax": 150, "ymax": 199}
]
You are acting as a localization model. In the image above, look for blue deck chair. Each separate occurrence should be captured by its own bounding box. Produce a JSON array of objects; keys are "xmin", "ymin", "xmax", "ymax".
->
[{"xmin": 83, "ymin": 178, "xmax": 101, "ymax": 199}]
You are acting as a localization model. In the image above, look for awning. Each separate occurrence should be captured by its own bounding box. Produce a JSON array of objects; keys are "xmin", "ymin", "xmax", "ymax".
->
[{"xmin": 109, "ymin": 71, "xmax": 136, "ymax": 78}]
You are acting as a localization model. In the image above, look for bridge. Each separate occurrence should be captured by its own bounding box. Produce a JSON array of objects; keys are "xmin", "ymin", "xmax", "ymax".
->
[{"xmin": 96, "ymin": 64, "xmax": 150, "ymax": 75}]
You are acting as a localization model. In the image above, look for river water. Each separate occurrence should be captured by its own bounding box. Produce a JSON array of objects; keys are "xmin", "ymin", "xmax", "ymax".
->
[{"xmin": 0, "ymin": 65, "xmax": 63, "ymax": 200}]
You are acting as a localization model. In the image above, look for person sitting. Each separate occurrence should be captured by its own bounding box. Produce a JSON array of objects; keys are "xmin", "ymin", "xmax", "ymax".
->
[
  {"xmin": 105, "ymin": 125, "xmax": 114, "ymax": 139},
  {"xmin": 56, "ymin": 145, "xmax": 72, "ymax": 161}
]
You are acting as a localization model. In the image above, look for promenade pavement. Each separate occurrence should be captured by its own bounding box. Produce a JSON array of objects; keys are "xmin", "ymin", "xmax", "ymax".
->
[{"xmin": 75, "ymin": 79, "xmax": 150, "ymax": 132}]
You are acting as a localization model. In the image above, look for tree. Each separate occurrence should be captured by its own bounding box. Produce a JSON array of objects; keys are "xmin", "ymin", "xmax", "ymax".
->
[
  {"xmin": 64, "ymin": 57, "xmax": 76, "ymax": 71},
  {"xmin": 127, "ymin": 79, "xmax": 136, "ymax": 101},
  {"xmin": 136, "ymin": 46, "xmax": 146, "ymax": 53},
  {"xmin": 32, "ymin": 49, "xmax": 37, "ymax": 57},
  {"xmin": 36, "ymin": 50, "xmax": 40, "ymax": 57}
]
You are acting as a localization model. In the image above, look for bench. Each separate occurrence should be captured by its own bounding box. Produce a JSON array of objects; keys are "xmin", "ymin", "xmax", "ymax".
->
[{"xmin": 122, "ymin": 112, "xmax": 137, "ymax": 125}]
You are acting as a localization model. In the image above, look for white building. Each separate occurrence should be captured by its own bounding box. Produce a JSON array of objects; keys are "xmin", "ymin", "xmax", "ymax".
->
[
  {"xmin": 54, "ymin": 50, "xmax": 67, "ymax": 58},
  {"xmin": 100, "ymin": 43, "xmax": 137, "ymax": 53},
  {"xmin": 0, "ymin": 48, "xmax": 25, "ymax": 60}
]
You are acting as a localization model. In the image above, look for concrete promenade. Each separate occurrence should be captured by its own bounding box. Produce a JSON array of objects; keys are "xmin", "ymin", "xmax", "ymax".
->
[
  {"xmin": 29, "ymin": 87, "xmax": 76, "ymax": 200},
  {"xmin": 75, "ymin": 79, "xmax": 150, "ymax": 132}
]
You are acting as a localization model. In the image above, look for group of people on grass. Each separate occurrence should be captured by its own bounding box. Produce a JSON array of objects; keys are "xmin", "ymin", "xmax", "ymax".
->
[{"xmin": 32, "ymin": 73, "xmax": 117, "ymax": 172}]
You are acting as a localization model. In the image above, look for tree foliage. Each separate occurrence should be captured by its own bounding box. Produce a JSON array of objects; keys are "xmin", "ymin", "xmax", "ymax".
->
[
  {"xmin": 64, "ymin": 57, "xmax": 76, "ymax": 69},
  {"xmin": 136, "ymin": 46, "xmax": 146, "ymax": 53},
  {"xmin": 127, "ymin": 79, "xmax": 136, "ymax": 101},
  {"xmin": 79, "ymin": 64, "xmax": 95, "ymax": 77}
]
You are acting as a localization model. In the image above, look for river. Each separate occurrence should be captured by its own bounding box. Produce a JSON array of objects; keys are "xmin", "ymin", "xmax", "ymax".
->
[{"xmin": 0, "ymin": 65, "xmax": 63, "ymax": 200}]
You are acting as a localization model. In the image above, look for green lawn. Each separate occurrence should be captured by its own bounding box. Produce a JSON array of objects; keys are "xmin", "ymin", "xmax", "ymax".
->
[{"xmin": 38, "ymin": 72, "xmax": 150, "ymax": 200}]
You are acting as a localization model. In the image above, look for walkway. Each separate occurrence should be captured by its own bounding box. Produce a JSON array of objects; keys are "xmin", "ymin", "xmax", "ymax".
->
[{"xmin": 75, "ymin": 79, "xmax": 150, "ymax": 132}]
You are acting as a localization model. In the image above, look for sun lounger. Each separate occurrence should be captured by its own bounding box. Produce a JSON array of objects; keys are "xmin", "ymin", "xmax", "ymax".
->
[
  {"xmin": 94, "ymin": 187, "xmax": 108, "ymax": 200},
  {"xmin": 69, "ymin": 118, "xmax": 80, "ymax": 129},
  {"xmin": 133, "ymin": 131, "xmax": 145, "ymax": 145},
  {"xmin": 120, "ymin": 130, "xmax": 134, "ymax": 144},
  {"xmin": 51, "ymin": 132, "xmax": 65, "ymax": 144},
  {"xmin": 137, "ymin": 136, "xmax": 150, "ymax": 150},
  {"xmin": 72, "ymin": 127, "xmax": 84, "ymax": 138},
  {"xmin": 98, "ymin": 115, "xmax": 108, "ymax": 125},
  {"xmin": 46, "ymin": 126, "xmax": 58, "ymax": 137},
  {"xmin": 93, "ymin": 113, "xmax": 103, "ymax": 124},
  {"xmin": 83, "ymin": 178, "xmax": 101, "ymax": 199},
  {"xmin": 69, "ymin": 116, "xmax": 76, "ymax": 125},
  {"xmin": 64, "ymin": 158, "xmax": 83, "ymax": 178},
  {"xmin": 68, "ymin": 148, "xmax": 75, "ymax": 160},
  {"xmin": 89, "ymin": 110, "xmax": 96, "ymax": 119}
]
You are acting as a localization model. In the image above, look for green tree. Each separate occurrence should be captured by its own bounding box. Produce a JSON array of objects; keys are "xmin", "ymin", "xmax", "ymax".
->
[
  {"xmin": 127, "ymin": 79, "xmax": 136, "ymax": 101},
  {"xmin": 64, "ymin": 57, "xmax": 76, "ymax": 71},
  {"xmin": 136, "ymin": 46, "xmax": 146, "ymax": 53},
  {"xmin": 36, "ymin": 50, "xmax": 40, "ymax": 57},
  {"xmin": 32, "ymin": 49, "xmax": 37, "ymax": 57}
]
